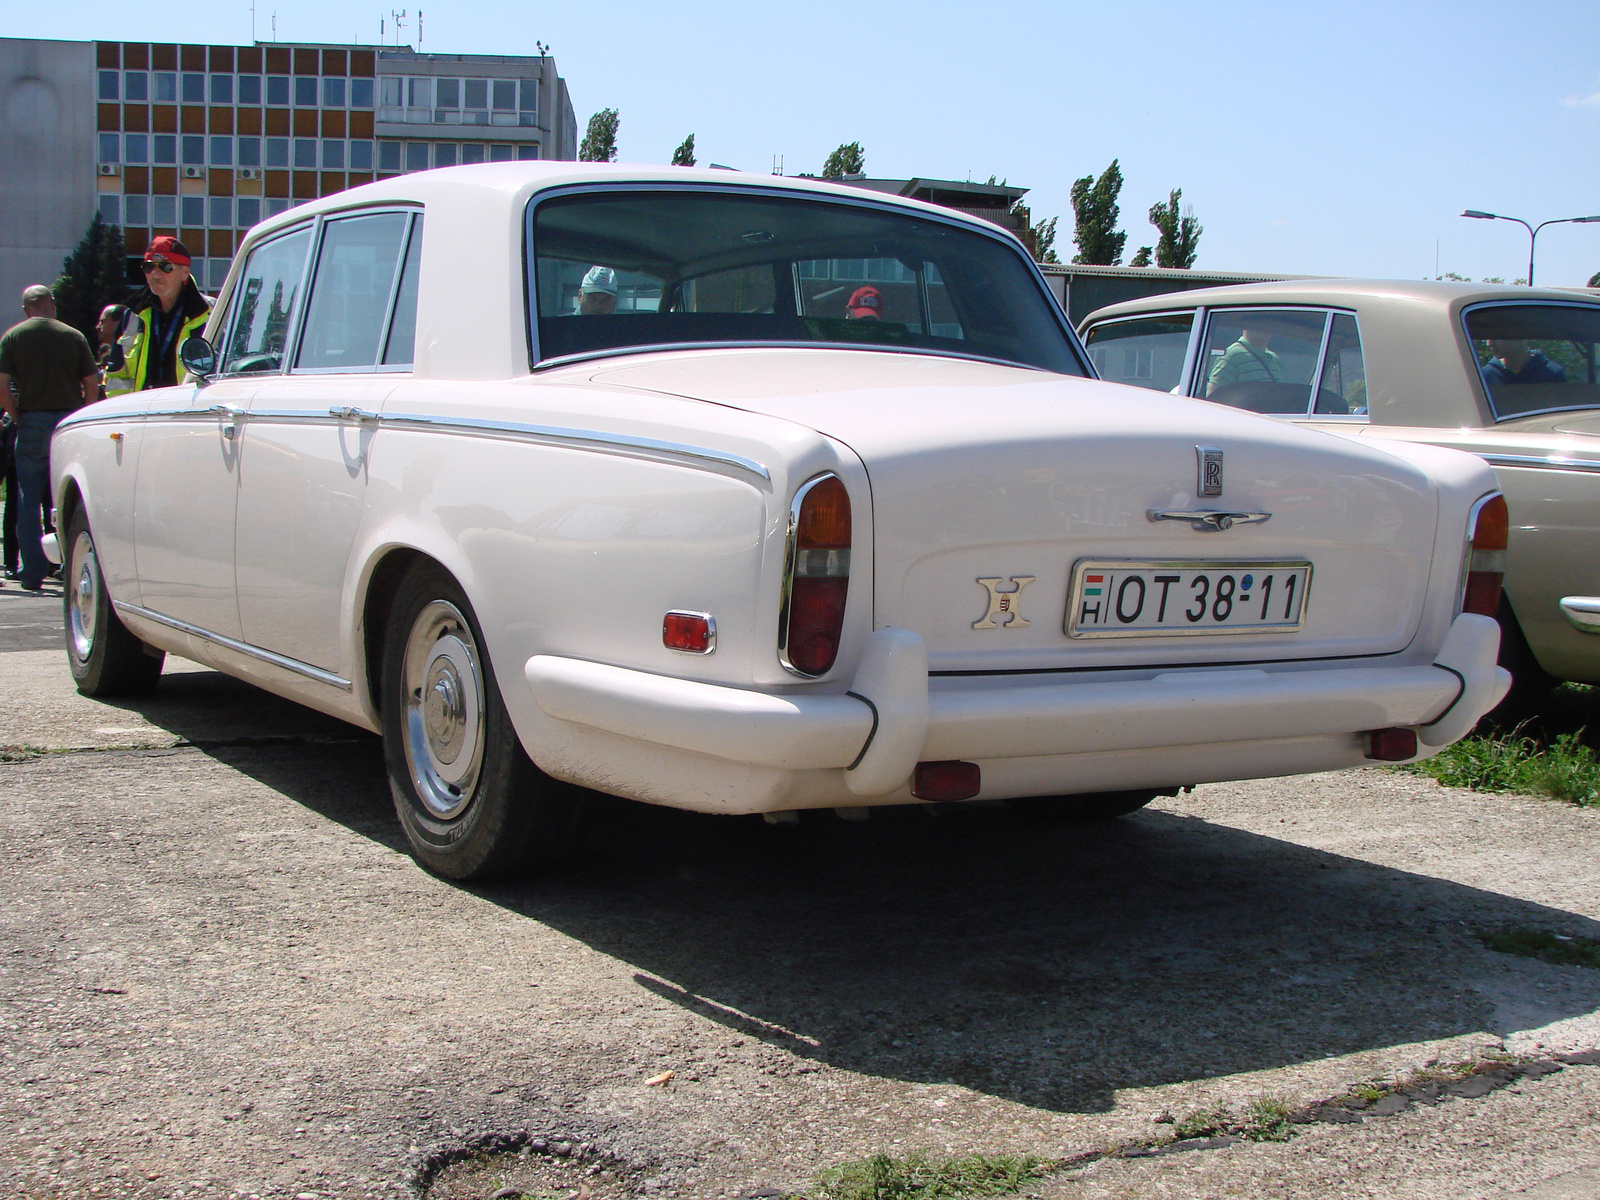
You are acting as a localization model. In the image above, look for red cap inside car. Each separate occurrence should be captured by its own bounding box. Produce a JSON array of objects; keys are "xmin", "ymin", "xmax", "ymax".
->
[{"xmin": 847, "ymin": 286, "xmax": 882, "ymax": 318}]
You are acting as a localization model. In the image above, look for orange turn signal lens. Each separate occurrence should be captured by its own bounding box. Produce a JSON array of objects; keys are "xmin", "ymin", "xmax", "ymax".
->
[{"xmin": 796, "ymin": 475, "xmax": 851, "ymax": 549}]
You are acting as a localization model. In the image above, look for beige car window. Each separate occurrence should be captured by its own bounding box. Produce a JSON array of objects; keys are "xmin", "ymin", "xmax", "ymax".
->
[
  {"xmin": 220, "ymin": 226, "xmax": 312, "ymax": 375},
  {"xmin": 1314, "ymin": 314, "xmax": 1367, "ymax": 416},
  {"xmin": 1465, "ymin": 303, "xmax": 1600, "ymax": 420},
  {"xmin": 1197, "ymin": 309, "xmax": 1326, "ymax": 414},
  {"xmin": 296, "ymin": 211, "xmax": 410, "ymax": 370},
  {"xmin": 1083, "ymin": 314, "xmax": 1192, "ymax": 392}
]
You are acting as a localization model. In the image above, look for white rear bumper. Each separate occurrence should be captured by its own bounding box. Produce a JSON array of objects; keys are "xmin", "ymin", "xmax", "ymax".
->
[{"xmin": 525, "ymin": 613, "xmax": 1509, "ymax": 806}]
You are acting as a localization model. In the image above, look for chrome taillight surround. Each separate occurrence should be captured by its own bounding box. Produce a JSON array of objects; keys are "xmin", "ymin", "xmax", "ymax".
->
[{"xmin": 777, "ymin": 473, "xmax": 852, "ymax": 678}]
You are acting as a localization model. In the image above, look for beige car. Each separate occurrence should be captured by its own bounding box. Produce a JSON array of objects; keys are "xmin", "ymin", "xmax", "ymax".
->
[{"xmin": 1081, "ymin": 279, "xmax": 1600, "ymax": 693}]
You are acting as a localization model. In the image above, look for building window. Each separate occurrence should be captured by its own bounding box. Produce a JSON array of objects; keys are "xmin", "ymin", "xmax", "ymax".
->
[
  {"xmin": 124, "ymin": 194, "xmax": 149, "ymax": 226},
  {"xmin": 153, "ymin": 72, "xmax": 177, "ymax": 103},
  {"xmin": 435, "ymin": 78, "xmax": 460, "ymax": 108},
  {"xmin": 323, "ymin": 77, "xmax": 346, "ymax": 107},
  {"xmin": 265, "ymin": 138, "xmax": 289, "ymax": 168},
  {"xmin": 99, "ymin": 194, "xmax": 120, "ymax": 224},
  {"xmin": 124, "ymin": 133, "xmax": 149, "ymax": 164},
  {"xmin": 237, "ymin": 197, "xmax": 261, "ymax": 228},
  {"xmin": 489, "ymin": 143, "xmax": 513, "ymax": 162},
  {"xmin": 152, "ymin": 196, "xmax": 177, "ymax": 226},
  {"xmin": 519, "ymin": 79, "xmax": 538, "ymax": 119},
  {"xmin": 517, "ymin": 144, "xmax": 538, "ymax": 161},
  {"xmin": 99, "ymin": 70, "xmax": 119, "ymax": 101},
  {"xmin": 404, "ymin": 142, "xmax": 429, "ymax": 172},
  {"xmin": 294, "ymin": 76, "xmax": 318, "ymax": 106},
  {"xmin": 210, "ymin": 74, "xmax": 233, "ymax": 104},
  {"xmin": 238, "ymin": 75, "xmax": 262, "ymax": 104},
  {"xmin": 153, "ymin": 134, "xmax": 177, "ymax": 164},
  {"xmin": 181, "ymin": 195, "xmax": 205, "ymax": 227},
  {"xmin": 407, "ymin": 77, "xmax": 433, "ymax": 108},
  {"xmin": 434, "ymin": 143, "xmax": 457, "ymax": 167},
  {"xmin": 378, "ymin": 77, "xmax": 403, "ymax": 107},
  {"xmin": 98, "ymin": 133, "xmax": 120, "ymax": 163},
  {"xmin": 349, "ymin": 140, "xmax": 374, "ymax": 170},
  {"xmin": 124, "ymin": 71, "xmax": 149, "ymax": 102},
  {"xmin": 350, "ymin": 78, "xmax": 373, "ymax": 108},
  {"xmin": 321, "ymin": 140, "xmax": 345, "ymax": 169},
  {"xmin": 265, "ymin": 197, "xmax": 292, "ymax": 219},
  {"xmin": 492, "ymin": 80, "xmax": 515, "ymax": 111},
  {"xmin": 377, "ymin": 141, "xmax": 402, "ymax": 171},
  {"xmin": 294, "ymin": 138, "xmax": 317, "ymax": 168},
  {"xmin": 237, "ymin": 137, "xmax": 261, "ymax": 167},
  {"xmin": 209, "ymin": 197, "xmax": 232, "ymax": 227},
  {"xmin": 460, "ymin": 142, "xmax": 485, "ymax": 164},
  {"xmin": 181, "ymin": 135, "xmax": 205, "ymax": 166},
  {"xmin": 464, "ymin": 79, "xmax": 487, "ymax": 111},
  {"xmin": 267, "ymin": 75, "xmax": 290, "ymax": 105},
  {"xmin": 181, "ymin": 73, "xmax": 205, "ymax": 103},
  {"xmin": 210, "ymin": 136, "xmax": 233, "ymax": 166}
]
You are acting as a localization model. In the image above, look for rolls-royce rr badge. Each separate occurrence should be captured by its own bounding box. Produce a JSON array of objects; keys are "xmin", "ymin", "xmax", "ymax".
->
[{"xmin": 1197, "ymin": 446, "xmax": 1223, "ymax": 497}]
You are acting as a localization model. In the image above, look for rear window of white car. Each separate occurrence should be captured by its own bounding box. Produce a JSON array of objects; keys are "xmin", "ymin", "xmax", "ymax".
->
[
  {"xmin": 1464, "ymin": 302, "xmax": 1600, "ymax": 420},
  {"xmin": 527, "ymin": 188, "xmax": 1086, "ymax": 375}
]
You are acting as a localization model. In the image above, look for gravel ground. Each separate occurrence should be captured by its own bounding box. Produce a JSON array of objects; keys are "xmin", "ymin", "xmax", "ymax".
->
[{"xmin": 2, "ymin": 585, "xmax": 1598, "ymax": 1199}]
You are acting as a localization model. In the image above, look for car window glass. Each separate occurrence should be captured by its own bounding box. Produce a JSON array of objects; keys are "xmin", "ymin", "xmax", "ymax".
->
[
  {"xmin": 530, "ymin": 190, "xmax": 1084, "ymax": 375},
  {"xmin": 220, "ymin": 227, "xmax": 313, "ymax": 375},
  {"xmin": 1083, "ymin": 314, "xmax": 1192, "ymax": 392},
  {"xmin": 1313, "ymin": 314, "xmax": 1367, "ymax": 416},
  {"xmin": 382, "ymin": 216, "xmax": 424, "ymax": 366},
  {"xmin": 1465, "ymin": 303, "xmax": 1600, "ymax": 419},
  {"xmin": 1196, "ymin": 309, "xmax": 1327, "ymax": 414},
  {"xmin": 296, "ymin": 212, "xmax": 410, "ymax": 370}
]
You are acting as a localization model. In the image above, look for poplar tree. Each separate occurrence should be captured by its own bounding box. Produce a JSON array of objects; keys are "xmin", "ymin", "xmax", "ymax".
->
[
  {"xmin": 821, "ymin": 142, "xmax": 864, "ymax": 179},
  {"xmin": 578, "ymin": 108, "xmax": 619, "ymax": 162},
  {"xmin": 1069, "ymin": 160, "xmax": 1127, "ymax": 266},
  {"xmin": 1148, "ymin": 188, "xmax": 1203, "ymax": 269},
  {"xmin": 671, "ymin": 134, "xmax": 696, "ymax": 166}
]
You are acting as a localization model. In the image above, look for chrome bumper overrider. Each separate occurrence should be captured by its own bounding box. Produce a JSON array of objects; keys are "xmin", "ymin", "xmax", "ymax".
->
[{"xmin": 525, "ymin": 614, "xmax": 1510, "ymax": 799}]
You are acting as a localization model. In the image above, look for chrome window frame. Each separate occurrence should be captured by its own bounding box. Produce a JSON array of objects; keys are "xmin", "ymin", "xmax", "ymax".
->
[
  {"xmin": 1183, "ymin": 304, "xmax": 1368, "ymax": 421},
  {"xmin": 1460, "ymin": 298, "xmax": 1600, "ymax": 424},
  {"xmin": 520, "ymin": 181, "xmax": 1092, "ymax": 376},
  {"xmin": 1079, "ymin": 309, "xmax": 1203, "ymax": 392}
]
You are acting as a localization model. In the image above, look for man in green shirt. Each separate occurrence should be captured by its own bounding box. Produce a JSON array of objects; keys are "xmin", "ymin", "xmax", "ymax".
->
[
  {"xmin": 1206, "ymin": 326, "xmax": 1283, "ymax": 396},
  {"xmin": 0, "ymin": 284, "xmax": 99, "ymax": 590}
]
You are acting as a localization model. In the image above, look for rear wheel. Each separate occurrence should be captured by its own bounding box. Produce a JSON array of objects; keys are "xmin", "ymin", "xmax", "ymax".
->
[
  {"xmin": 63, "ymin": 509, "xmax": 164, "ymax": 697},
  {"xmin": 1005, "ymin": 788, "xmax": 1176, "ymax": 822},
  {"xmin": 380, "ymin": 562, "xmax": 580, "ymax": 880}
]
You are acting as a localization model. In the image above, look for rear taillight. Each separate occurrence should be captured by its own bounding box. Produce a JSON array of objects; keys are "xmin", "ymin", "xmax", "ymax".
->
[
  {"xmin": 1462, "ymin": 493, "xmax": 1508, "ymax": 617},
  {"xmin": 780, "ymin": 474, "xmax": 851, "ymax": 677}
]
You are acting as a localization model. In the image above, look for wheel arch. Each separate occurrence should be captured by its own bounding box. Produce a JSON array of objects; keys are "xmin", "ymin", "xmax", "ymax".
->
[{"xmin": 358, "ymin": 545, "xmax": 430, "ymax": 718}]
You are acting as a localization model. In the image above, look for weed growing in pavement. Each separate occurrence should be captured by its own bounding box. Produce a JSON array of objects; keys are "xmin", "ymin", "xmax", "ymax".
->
[
  {"xmin": 1240, "ymin": 1098, "xmax": 1294, "ymax": 1143},
  {"xmin": 1479, "ymin": 927, "xmax": 1600, "ymax": 969},
  {"xmin": 1403, "ymin": 724, "xmax": 1600, "ymax": 807},
  {"xmin": 813, "ymin": 1152, "xmax": 1049, "ymax": 1200},
  {"xmin": 1169, "ymin": 1108, "xmax": 1229, "ymax": 1140}
]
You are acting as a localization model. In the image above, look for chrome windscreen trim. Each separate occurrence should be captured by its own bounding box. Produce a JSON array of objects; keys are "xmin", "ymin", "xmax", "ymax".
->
[
  {"xmin": 114, "ymin": 601, "xmax": 352, "ymax": 690},
  {"xmin": 377, "ymin": 411, "xmax": 771, "ymax": 482},
  {"xmin": 1481, "ymin": 453, "xmax": 1600, "ymax": 474}
]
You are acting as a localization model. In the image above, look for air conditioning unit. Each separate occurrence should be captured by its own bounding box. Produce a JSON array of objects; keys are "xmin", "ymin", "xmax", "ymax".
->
[
  {"xmin": 183, "ymin": 165, "xmax": 206, "ymax": 179},
  {"xmin": 237, "ymin": 167, "xmax": 262, "ymax": 181},
  {"xmin": 98, "ymin": 163, "xmax": 120, "ymax": 176}
]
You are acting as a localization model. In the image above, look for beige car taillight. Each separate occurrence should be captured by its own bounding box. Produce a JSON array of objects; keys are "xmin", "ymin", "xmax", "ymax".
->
[
  {"xmin": 779, "ymin": 474, "xmax": 851, "ymax": 677},
  {"xmin": 1462, "ymin": 493, "xmax": 1508, "ymax": 617}
]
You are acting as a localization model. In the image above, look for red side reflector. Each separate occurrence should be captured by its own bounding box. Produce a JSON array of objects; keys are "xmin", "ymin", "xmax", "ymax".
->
[
  {"xmin": 662, "ymin": 611, "xmax": 713, "ymax": 654},
  {"xmin": 912, "ymin": 760, "xmax": 981, "ymax": 801},
  {"xmin": 1365, "ymin": 727, "xmax": 1418, "ymax": 761}
]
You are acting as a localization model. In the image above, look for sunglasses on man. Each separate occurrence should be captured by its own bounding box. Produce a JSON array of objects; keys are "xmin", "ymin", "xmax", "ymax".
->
[{"xmin": 142, "ymin": 259, "xmax": 177, "ymax": 274}]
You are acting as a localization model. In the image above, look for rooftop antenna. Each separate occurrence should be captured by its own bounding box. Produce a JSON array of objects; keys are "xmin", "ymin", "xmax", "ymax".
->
[
  {"xmin": 250, "ymin": 0, "xmax": 256, "ymax": 43},
  {"xmin": 392, "ymin": 8, "xmax": 407, "ymax": 46},
  {"xmin": 271, "ymin": 10, "xmax": 277, "ymax": 40},
  {"xmin": 536, "ymin": 40, "xmax": 549, "ymax": 57},
  {"xmin": 418, "ymin": 8, "xmax": 423, "ymax": 48},
  {"xmin": 772, "ymin": 154, "xmax": 783, "ymax": 176}
]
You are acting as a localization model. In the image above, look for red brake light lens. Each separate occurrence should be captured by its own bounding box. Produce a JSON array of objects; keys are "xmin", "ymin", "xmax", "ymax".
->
[
  {"xmin": 782, "ymin": 475, "xmax": 852, "ymax": 677},
  {"xmin": 1463, "ymin": 493, "xmax": 1508, "ymax": 617},
  {"xmin": 663, "ymin": 611, "xmax": 714, "ymax": 654},
  {"xmin": 912, "ymin": 760, "xmax": 982, "ymax": 801}
]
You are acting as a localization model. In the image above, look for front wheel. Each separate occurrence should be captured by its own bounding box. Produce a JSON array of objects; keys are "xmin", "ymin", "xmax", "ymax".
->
[
  {"xmin": 63, "ymin": 508, "xmax": 164, "ymax": 697},
  {"xmin": 380, "ymin": 562, "xmax": 580, "ymax": 880},
  {"xmin": 1005, "ymin": 788, "xmax": 1176, "ymax": 822}
]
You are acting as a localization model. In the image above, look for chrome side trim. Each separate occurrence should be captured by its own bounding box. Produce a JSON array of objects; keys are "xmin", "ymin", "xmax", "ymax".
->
[
  {"xmin": 113, "ymin": 601, "xmax": 353, "ymax": 690},
  {"xmin": 1559, "ymin": 596, "xmax": 1600, "ymax": 633},
  {"xmin": 1481, "ymin": 453, "xmax": 1600, "ymax": 474},
  {"xmin": 378, "ymin": 410, "xmax": 771, "ymax": 482}
]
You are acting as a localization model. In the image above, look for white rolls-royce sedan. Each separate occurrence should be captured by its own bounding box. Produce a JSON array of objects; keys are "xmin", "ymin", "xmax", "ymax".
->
[{"xmin": 48, "ymin": 163, "xmax": 1510, "ymax": 879}]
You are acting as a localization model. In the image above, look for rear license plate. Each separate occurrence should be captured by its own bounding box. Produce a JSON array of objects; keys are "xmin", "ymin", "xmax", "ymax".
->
[{"xmin": 1066, "ymin": 559, "xmax": 1312, "ymax": 638}]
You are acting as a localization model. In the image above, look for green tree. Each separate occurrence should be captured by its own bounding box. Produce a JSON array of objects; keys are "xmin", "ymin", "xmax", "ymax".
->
[
  {"xmin": 671, "ymin": 134, "xmax": 696, "ymax": 167},
  {"xmin": 821, "ymin": 141, "xmax": 864, "ymax": 179},
  {"xmin": 578, "ymin": 108, "xmax": 619, "ymax": 162},
  {"xmin": 1129, "ymin": 246, "xmax": 1153, "ymax": 268},
  {"xmin": 53, "ymin": 213, "xmax": 129, "ymax": 341},
  {"xmin": 1589, "ymin": 269, "xmax": 1600, "ymax": 288},
  {"xmin": 1069, "ymin": 159, "xmax": 1127, "ymax": 265},
  {"xmin": 1021, "ymin": 212, "xmax": 1059, "ymax": 264},
  {"xmin": 1148, "ymin": 188, "xmax": 1202, "ymax": 269}
]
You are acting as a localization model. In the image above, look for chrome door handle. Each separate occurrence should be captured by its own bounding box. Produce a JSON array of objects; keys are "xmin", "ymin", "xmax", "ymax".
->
[
  {"xmin": 208, "ymin": 404, "xmax": 243, "ymax": 439},
  {"xmin": 1148, "ymin": 509, "xmax": 1272, "ymax": 532},
  {"xmin": 328, "ymin": 406, "xmax": 380, "ymax": 422}
]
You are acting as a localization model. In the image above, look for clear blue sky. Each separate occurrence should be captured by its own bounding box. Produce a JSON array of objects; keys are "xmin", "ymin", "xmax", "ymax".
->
[{"xmin": 19, "ymin": 0, "xmax": 1600, "ymax": 284}]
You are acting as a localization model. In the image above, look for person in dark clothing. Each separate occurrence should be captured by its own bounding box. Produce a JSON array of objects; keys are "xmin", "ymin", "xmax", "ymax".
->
[
  {"xmin": 1482, "ymin": 340, "xmax": 1568, "ymax": 387},
  {"xmin": 0, "ymin": 284, "xmax": 98, "ymax": 590},
  {"xmin": 106, "ymin": 236, "xmax": 212, "ymax": 393},
  {"xmin": 1, "ymin": 410, "xmax": 18, "ymax": 580}
]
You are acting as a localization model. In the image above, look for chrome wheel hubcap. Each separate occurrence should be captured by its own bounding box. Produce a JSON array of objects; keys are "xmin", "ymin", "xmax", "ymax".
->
[
  {"xmin": 68, "ymin": 531, "xmax": 99, "ymax": 663},
  {"xmin": 402, "ymin": 600, "xmax": 484, "ymax": 820}
]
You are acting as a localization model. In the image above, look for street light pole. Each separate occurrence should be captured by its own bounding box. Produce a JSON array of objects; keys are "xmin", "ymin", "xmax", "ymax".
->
[{"xmin": 1461, "ymin": 210, "xmax": 1600, "ymax": 287}]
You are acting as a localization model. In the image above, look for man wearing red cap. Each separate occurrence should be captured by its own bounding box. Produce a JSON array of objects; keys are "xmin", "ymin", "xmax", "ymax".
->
[
  {"xmin": 108, "ymin": 236, "xmax": 212, "ymax": 393},
  {"xmin": 846, "ymin": 285, "xmax": 883, "ymax": 320}
]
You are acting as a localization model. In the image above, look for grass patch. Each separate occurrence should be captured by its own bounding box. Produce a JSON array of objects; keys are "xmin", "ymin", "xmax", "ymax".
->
[
  {"xmin": 1404, "ymin": 725, "xmax": 1600, "ymax": 807},
  {"xmin": 814, "ymin": 1152, "xmax": 1048, "ymax": 1200},
  {"xmin": 1479, "ymin": 927, "xmax": 1600, "ymax": 969},
  {"xmin": 1240, "ymin": 1098, "xmax": 1293, "ymax": 1143},
  {"xmin": 1169, "ymin": 1108, "xmax": 1229, "ymax": 1140}
]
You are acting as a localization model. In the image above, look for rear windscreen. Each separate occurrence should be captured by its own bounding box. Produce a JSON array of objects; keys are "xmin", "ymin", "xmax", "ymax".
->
[
  {"xmin": 1464, "ymin": 303, "xmax": 1600, "ymax": 419},
  {"xmin": 528, "ymin": 188, "xmax": 1085, "ymax": 375}
]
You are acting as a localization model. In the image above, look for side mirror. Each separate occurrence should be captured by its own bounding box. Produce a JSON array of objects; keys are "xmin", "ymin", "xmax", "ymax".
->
[{"xmin": 179, "ymin": 335, "xmax": 217, "ymax": 382}]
